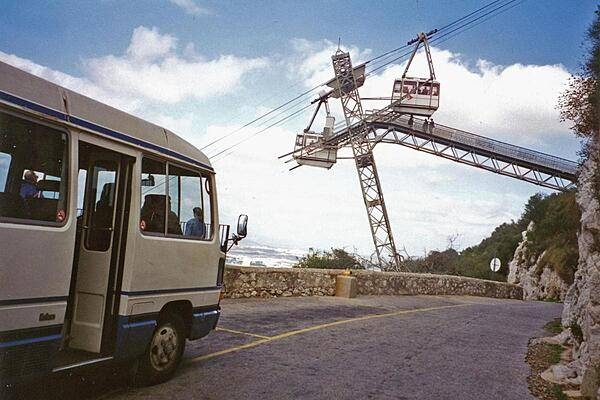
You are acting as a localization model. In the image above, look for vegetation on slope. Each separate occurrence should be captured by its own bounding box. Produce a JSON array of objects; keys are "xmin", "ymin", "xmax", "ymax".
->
[
  {"xmin": 294, "ymin": 191, "xmax": 579, "ymax": 281},
  {"xmin": 408, "ymin": 190, "xmax": 579, "ymax": 282},
  {"xmin": 295, "ymin": 248, "xmax": 364, "ymax": 270}
]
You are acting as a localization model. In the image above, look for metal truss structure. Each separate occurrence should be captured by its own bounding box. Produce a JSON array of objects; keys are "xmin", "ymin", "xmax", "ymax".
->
[
  {"xmin": 331, "ymin": 51, "xmax": 402, "ymax": 271},
  {"xmin": 328, "ymin": 110, "xmax": 578, "ymax": 192},
  {"xmin": 291, "ymin": 46, "xmax": 578, "ymax": 272}
]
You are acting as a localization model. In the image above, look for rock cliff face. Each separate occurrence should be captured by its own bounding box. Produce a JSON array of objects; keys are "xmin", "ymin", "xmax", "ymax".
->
[
  {"xmin": 507, "ymin": 222, "xmax": 571, "ymax": 301},
  {"xmin": 562, "ymin": 137, "xmax": 600, "ymax": 398}
]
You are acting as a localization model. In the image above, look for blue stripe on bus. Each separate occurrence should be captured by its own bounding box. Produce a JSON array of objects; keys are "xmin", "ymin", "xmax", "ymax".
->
[
  {"xmin": 0, "ymin": 89, "xmax": 214, "ymax": 171},
  {"xmin": 0, "ymin": 296, "xmax": 68, "ymax": 306},
  {"xmin": 0, "ymin": 334, "xmax": 62, "ymax": 349},
  {"xmin": 126, "ymin": 320, "xmax": 157, "ymax": 329},
  {"xmin": 0, "ymin": 90, "xmax": 66, "ymax": 121},
  {"xmin": 120, "ymin": 286, "xmax": 221, "ymax": 297}
]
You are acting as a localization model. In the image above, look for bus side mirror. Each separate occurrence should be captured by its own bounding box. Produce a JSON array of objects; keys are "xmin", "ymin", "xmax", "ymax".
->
[
  {"xmin": 237, "ymin": 214, "xmax": 248, "ymax": 238},
  {"xmin": 220, "ymin": 214, "xmax": 248, "ymax": 253}
]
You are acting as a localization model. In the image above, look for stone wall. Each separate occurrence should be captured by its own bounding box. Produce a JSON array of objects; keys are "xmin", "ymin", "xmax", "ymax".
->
[{"xmin": 223, "ymin": 265, "xmax": 523, "ymax": 300}]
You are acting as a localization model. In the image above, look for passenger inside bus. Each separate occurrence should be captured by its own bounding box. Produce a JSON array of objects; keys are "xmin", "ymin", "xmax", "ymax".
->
[
  {"xmin": 20, "ymin": 170, "xmax": 41, "ymax": 199},
  {"xmin": 184, "ymin": 207, "xmax": 206, "ymax": 238},
  {"xmin": 140, "ymin": 194, "xmax": 183, "ymax": 235},
  {"xmin": 0, "ymin": 111, "xmax": 67, "ymax": 223}
]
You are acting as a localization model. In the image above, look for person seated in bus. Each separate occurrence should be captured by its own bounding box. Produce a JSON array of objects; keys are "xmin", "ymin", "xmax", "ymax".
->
[
  {"xmin": 166, "ymin": 200, "xmax": 183, "ymax": 236},
  {"xmin": 184, "ymin": 207, "xmax": 206, "ymax": 238},
  {"xmin": 140, "ymin": 194, "xmax": 182, "ymax": 235},
  {"xmin": 20, "ymin": 170, "xmax": 42, "ymax": 199}
]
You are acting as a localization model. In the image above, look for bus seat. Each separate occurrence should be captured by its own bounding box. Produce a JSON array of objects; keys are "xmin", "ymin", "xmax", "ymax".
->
[
  {"xmin": 0, "ymin": 192, "xmax": 25, "ymax": 219},
  {"xmin": 141, "ymin": 194, "xmax": 166, "ymax": 233},
  {"xmin": 37, "ymin": 179, "xmax": 60, "ymax": 193},
  {"xmin": 26, "ymin": 198, "xmax": 58, "ymax": 221},
  {"xmin": 141, "ymin": 194, "xmax": 182, "ymax": 235}
]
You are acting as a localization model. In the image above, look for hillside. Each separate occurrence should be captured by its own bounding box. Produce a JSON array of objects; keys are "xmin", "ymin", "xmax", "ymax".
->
[{"xmin": 406, "ymin": 190, "xmax": 580, "ymax": 285}]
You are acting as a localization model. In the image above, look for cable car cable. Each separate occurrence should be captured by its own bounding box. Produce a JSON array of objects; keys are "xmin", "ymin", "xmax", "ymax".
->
[
  {"xmin": 200, "ymin": 1, "xmax": 511, "ymax": 154},
  {"xmin": 205, "ymin": 94, "xmax": 312, "ymax": 158},
  {"xmin": 364, "ymin": 0, "xmax": 509, "ymax": 72},
  {"xmin": 200, "ymin": 84, "xmax": 321, "ymax": 151},
  {"xmin": 208, "ymin": 0, "xmax": 523, "ymax": 161},
  {"xmin": 366, "ymin": 0, "xmax": 521, "ymax": 77},
  {"xmin": 209, "ymin": 103, "xmax": 313, "ymax": 161}
]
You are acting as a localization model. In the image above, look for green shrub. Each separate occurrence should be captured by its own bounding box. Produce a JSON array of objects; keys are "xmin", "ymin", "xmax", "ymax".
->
[
  {"xmin": 295, "ymin": 248, "xmax": 364, "ymax": 270},
  {"xmin": 570, "ymin": 320, "xmax": 584, "ymax": 344}
]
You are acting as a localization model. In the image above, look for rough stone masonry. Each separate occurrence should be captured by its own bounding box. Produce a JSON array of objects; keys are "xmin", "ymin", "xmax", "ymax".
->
[{"xmin": 223, "ymin": 265, "xmax": 523, "ymax": 300}]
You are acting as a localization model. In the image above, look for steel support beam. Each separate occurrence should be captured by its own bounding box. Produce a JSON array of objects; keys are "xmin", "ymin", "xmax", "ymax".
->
[{"xmin": 331, "ymin": 51, "xmax": 401, "ymax": 271}]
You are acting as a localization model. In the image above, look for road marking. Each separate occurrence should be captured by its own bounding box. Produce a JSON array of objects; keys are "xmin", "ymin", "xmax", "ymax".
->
[
  {"xmin": 188, "ymin": 303, "xmax": 471, "ymax": 364},
  {"xmin": 216, "ymin": 327, "xmax": 271, "ymax": 339}
]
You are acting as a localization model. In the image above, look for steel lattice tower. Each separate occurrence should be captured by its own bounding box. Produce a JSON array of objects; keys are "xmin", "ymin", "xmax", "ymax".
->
[{"xmin": 331, "ymin": 51, "xmax": 402, "ymax": 271}]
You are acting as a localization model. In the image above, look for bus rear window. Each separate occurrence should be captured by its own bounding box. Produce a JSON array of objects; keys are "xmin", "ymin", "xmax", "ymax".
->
[{"xmin": 0, "ymin": 112, "xmax": 69, "ymax": 224}]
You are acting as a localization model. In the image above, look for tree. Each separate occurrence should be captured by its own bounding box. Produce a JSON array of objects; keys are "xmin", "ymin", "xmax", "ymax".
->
[{"xmin": 558, "ymin": 6, "xmax": 600, "ymax": 143}]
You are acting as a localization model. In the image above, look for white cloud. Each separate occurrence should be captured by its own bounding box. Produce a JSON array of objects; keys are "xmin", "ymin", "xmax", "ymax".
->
[
  {"xmin": 288, "ymin": 38, "xmax": 372, "ymax": 89},
  {"xmin": 207, "ymin": 39, "xmax": 576, "ymax": 256},
  {"xmin": 0, "ymin": 35, "xmax": 576, "ymax": 258},
  {"xmin": 289, "ymin": 43, "xmax": 572, "ymax": 145},
  {"xmin": 0, "ymin": 26, "xmax": 268, "ymax": 110},
  {"xmin": 169, "ymin": 0, "xmax": 210, "ymax": 16},
  {"xmin": 127, "ymin": 26, "xmax": 177, "ymax": 62}
]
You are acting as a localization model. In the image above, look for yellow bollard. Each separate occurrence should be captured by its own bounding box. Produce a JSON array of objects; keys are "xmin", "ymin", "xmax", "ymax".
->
[{"xmin": 335, "ymin": 272, "xmax": 357, "ymax": 298}]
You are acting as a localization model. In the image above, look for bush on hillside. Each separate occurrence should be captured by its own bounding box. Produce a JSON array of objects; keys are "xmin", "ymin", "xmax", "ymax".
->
[{"xmin": 295, "ymin": 248, "xmax": 364, "ymax": 270}]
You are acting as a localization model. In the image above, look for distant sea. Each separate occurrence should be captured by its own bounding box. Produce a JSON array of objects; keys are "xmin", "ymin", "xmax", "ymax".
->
[{"xmin": 226, "ymin": 242, "xmax": 307, "ymax": 268}]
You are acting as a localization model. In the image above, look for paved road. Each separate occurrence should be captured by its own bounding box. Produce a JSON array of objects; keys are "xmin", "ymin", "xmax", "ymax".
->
[{"xmin": 12, "ymin": 295, "xmax": 562, "ymax": 400}]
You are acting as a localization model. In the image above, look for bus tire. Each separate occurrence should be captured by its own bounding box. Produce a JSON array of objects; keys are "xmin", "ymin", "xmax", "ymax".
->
[{"xmin": 133, "ymin": 313, "xmax": 186, "ymax": 386}]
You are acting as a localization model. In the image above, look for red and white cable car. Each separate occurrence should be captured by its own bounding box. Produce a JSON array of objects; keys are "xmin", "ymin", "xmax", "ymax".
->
[
  {"xmin": 293, "ymin": 96, "xmax": 337, "ymax": 169},
  {"xmin": 391, "ymin": 31, "xmax": 440, "ymax": 117}
]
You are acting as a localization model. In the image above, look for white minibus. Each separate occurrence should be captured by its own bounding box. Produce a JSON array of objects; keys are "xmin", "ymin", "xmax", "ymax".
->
[{"xmin": 0, "ymin": 61, "xmax": 246, "ymax": 386}]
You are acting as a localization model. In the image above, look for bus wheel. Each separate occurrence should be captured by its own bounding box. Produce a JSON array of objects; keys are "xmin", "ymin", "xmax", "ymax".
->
[{"xmin": 133, "ymin": 314, "xmax": 186, "ymax": 386}]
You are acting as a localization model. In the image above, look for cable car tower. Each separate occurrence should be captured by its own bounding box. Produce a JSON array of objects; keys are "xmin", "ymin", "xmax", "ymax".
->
[
  {"xmin": 290, "ymin": 32, "xmax": 440, "ymax": 271},
  {"xmin": 331, "ymin": 50, "xmax": 401, "ymax": 270},
  {"xmin": 286, "ymin": 30, "xmax": 579, "ymax": 270}
]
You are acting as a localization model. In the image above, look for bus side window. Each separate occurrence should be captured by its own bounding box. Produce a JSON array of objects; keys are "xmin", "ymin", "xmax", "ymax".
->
[
  {"xmin": 0, "ymin": 111, "xmax": 68, "ymax": 224},
  {"xmin": 201, "ymin": 174, "xmax": 213, "ymax": 240},
  {"xmin": 140, "ymin": 158, "xmax": 167, "ymax": 235},
  {"xmin": 166, "ymin": 164, "xmax": 212, "ymax": 240}
]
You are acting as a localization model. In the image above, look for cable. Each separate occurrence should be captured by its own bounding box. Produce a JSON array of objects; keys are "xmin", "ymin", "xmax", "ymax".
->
[
  {"xmin": 437, "ymin": 0, "xmax": 505, "ymax": 32},
  {"xmin": 366, "ymin": 0, "xmax": 521, "ymax": 77},
  {"xmin": 209, "ymin": 0, "xmax": 525, "ymax": 162},
  {"xmin": 205, "ymin": 93, "xmax": 311, "ymax": 159},
  {"xmin": 363, "ymin": 0, "xmax": 509, "ymax": 73},
  {"xmin": 209, "ymin": 103, "xmax": 313, "ymax": 161},
  {"xmin": 431, "ymin": 0, "xmax": 526, "ymax": 48},
  {"xmin": 200, "ymin": 84, "xmax": 320, "ymax": 151}
]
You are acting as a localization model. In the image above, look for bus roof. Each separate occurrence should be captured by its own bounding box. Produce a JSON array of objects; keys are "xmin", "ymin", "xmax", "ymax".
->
[{"xmin": 0, "ymin": 61, "xmax": 212, "ymax": 171}]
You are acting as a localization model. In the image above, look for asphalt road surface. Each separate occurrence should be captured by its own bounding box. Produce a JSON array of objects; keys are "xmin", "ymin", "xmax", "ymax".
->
[{"xmin": 11, "ymin": 295, "xmax": 562, "ymax": 400}]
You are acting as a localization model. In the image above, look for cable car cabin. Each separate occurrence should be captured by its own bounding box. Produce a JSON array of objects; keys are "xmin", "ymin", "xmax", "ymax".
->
[
  {"xmin": 391, "ymin": 78, "xmax": 440, "ymax": 117},
  {"xmin": 0, "ymin": 60, "xmax": 247, "ymax": 388},
  {"xmin": 293, "ymin": 133, "xmax": 337, "ymax": 169}
]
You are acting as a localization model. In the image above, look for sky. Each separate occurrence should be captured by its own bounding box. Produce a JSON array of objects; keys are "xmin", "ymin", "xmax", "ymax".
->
[{"xmin": 0, "ymin": 0, "xmax": 597, "ymax": 259}]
